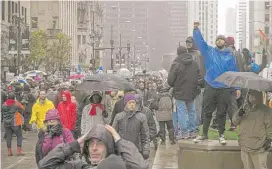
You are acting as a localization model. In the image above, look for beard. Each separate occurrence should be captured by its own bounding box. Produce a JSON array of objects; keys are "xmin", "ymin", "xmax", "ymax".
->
[{"xmin": 216, "ymin": 44, "xmax": 225, "ymax": 49}]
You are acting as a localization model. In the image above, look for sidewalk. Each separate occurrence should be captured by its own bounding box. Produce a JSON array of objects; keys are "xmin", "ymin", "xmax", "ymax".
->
[{"xmin": 1, "ymin": 132, "xmax": 38, "ymax": 169}]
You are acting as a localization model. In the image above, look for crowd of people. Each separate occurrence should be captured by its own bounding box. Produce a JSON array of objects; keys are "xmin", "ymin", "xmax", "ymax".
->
[{"xmin": 1, "ymin": 22, "xmax": 272, "ymax": 169}]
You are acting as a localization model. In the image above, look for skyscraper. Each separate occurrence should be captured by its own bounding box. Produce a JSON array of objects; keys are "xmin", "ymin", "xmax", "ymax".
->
[
  {"xmin": 188, "ymin": 0, "xmax": 218, "ymax": 46},
  {"xmin": 225, "ymin": 7, "xmax": 236, "ymax": 37}
]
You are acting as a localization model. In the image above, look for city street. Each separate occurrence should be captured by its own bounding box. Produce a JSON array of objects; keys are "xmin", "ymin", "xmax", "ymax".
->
[{"xmin": 1, "ymin": 132, "xmax": 38, "ymax": 169}]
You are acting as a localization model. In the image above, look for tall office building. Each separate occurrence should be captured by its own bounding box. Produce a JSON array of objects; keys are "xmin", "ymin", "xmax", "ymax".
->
[
  {"xmin": 188, "ymin": 0, "xmax": 218, "ymax": 46},
  {"xmin": 225, "ymin": 7, "xmax": 236, "ymax": 37},
  {"xmin": 77, "ymin": 1, "xmax": 103, "ymax": 68},
  {"xmin": 102, "ymin": 1, "xmax": 148, "ymax": 70},
  {"xmin": 30, "ymin": 0, "xmax": 78, "ymax": 67},
  {"xmin": 236, "ymin": 0, "xmax": 249, "ymax": 50}
]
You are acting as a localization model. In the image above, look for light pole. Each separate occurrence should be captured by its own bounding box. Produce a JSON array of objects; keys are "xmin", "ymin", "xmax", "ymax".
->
[
  {"xmin": 118, "ymin": 20, "xmax": 131, "ymax": 68},
  {"xmin": 110, "ymin": 6, "xmax": 117, "ymax": 70}
]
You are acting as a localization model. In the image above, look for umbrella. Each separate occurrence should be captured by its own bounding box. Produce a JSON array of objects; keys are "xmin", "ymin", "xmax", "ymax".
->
[
  {"xmin": 24, "ymin": 70, "xmax": 47, "ymax": 77},
  {"xmin": 77, "ymin": 74, "xmax": 135, "ymax": 91},
  {"xmin": 69, "ymin": 74, "xmax": 84, "ymax": 79},
  {"xmin": 9, "ymin": 79, "xmax": 29, "ymax": 86},
  {"xmin": 215, "ymin": 71, "xmax": 272, "ymax": 91}
]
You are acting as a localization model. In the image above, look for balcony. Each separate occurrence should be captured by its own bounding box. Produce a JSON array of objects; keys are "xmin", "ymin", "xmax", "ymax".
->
[{"xmin": 46, "ymin": 28, "xmax": 62, "ymax": 38}]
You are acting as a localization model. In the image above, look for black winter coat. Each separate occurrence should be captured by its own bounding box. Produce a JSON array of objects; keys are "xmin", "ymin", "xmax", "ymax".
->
[{"xmin": 167, "ymin": 53, "xmax": 200, "ymax": 101}]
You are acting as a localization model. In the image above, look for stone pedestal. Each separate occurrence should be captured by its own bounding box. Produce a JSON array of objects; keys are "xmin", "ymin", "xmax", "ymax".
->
[{"xmin": 178, "ymin": 140, "xmax": 272, "ymax": 169}]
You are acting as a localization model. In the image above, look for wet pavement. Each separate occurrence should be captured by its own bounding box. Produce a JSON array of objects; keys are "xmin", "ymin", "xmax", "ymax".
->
[
  {"xmin": 152, "ymin": 141, "xmax": 178, "ymax": 169},
  {"xmin": 1, "ymin": 131, "xmax": 157, "ymax": 169}
]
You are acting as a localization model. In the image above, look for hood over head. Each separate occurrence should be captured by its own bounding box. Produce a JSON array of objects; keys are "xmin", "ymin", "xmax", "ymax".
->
[
  {"xmin": 175, "ymin": 53, "xmax": 193, "ymax": 65},
  {"xmin": 97, "ymin": 155, "xmax": 126, "ymax": 169},
  {"xmin": 177, "ymin": 46, "xmax": 187, "ymax": 56},
  {"xmin": 61, "ymin": 90, "xmax": 72, "ymax": 103},
  {"xmin": 89, "ymin": 91, "xmax": 103, "ymax": 103},
  {"xmin": 83, "ymin": 124, "xmax": 115, "ymax": 164}
]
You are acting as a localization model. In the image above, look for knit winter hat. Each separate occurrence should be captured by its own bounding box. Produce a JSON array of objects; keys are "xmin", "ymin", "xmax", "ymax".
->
[
  {"xmin": 226, "ymin": 37, "xmax": 235, "ymax": 46},
  {"xmin": 45, "ymin": 109, "xmax": 60, "ymax": 121},
  {"xmin": 216, "ymin": 35, "xmax": 226, "ymax": 42},
  {"xmin": 124, "ymin": 94, "xmax": 136, "ymax": 105}
]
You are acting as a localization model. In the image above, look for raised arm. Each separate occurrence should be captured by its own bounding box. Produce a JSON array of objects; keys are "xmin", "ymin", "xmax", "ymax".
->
[{"xmin": 193, "ymin": 28, "xmax": 209, "ymax": 58}]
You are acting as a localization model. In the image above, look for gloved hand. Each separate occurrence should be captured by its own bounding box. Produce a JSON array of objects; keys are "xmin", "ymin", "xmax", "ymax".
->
[
  {"xmin": 142, "ymin": 151, "xmax": 149, "ymax": 160},
  {"xmin": 263, "ymin": 138, "xmax": 272, "ymax": 151},
  {"xmin": 238, "ymin": 109, "xmax": 246, "ymax": 117},
  {"xmin": 102, "ymin": 110, "xmax": 108, "ymax": 118}
]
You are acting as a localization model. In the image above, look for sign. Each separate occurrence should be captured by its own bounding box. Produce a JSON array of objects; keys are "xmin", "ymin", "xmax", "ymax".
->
[
  {"xmin": 9, "ymin": 26, "xmax": 17, "ymax": 51},
  {"xmin": 21, "ymin": 26, "xmax": 30, "ymax": 50}
]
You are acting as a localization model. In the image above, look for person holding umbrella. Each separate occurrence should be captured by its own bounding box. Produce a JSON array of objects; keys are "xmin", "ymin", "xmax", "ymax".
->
[{"xmin": 232, "ymin": 90, "xmax": 272, "ymax": 169}]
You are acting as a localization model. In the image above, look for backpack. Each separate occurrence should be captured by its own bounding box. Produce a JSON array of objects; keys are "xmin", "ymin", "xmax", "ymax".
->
[
  {"xmin": 158, "ymin": 94, "xmax": 173, "ymax": 112},
  {"xmin": 35, "ymin": 130, "xmax": 67, "ymax": 167}
]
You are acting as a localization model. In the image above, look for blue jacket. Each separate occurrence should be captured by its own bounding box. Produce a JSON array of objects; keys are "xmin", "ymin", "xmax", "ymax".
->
[{"xmin": 193, "ymin": 28, "xmax": 238, "ymax": 88}]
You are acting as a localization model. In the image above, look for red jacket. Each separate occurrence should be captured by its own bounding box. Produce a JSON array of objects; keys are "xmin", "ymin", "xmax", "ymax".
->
[{"xmin": 57, "ymin": 91, "xmax": 77, "ymax": 130}]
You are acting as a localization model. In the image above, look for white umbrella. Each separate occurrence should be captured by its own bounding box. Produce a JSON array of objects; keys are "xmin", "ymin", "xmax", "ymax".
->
[{"xmin": 24, "ymin": 70, "xmax": 47, "ymax": 77}]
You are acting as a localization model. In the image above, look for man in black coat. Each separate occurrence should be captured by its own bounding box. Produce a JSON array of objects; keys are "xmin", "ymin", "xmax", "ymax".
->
[{"xmin": 167, "ymin": 46, "xmax": 200, "ymax": 139}]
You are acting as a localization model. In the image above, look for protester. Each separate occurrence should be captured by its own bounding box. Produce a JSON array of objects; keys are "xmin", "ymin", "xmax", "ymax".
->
[
  {"xmin": 110, "ymin": 89, "xmax": 136, "ymax": 125},
  {"xmin": 57, "ymin": 90, "xmax": 77, "ymax": 136},
  {"xmin": 192, "ymin": 22, "xmax": 240, "ymax": 144},
  {"xmin": 112, "ymin": 94, "xmax": 150, "ymax": 159},
  {"xmin": 136, "ymin": 94, "xmax": 158, "ymax": 150},
  {"xmin": 30, "ymin": 90, "xmax": 55, "ymax": 130},
  {"xmin": 155, "ymin": 88, "xmax": 176, "ymax": 144},
  {"xmin": 2, "ymin": 93, "xmax": 25, "ymax": 156},
  {"xmin": 168, "ymin": 46, "xmax": 200, "ymax": 139},
  {"xmin": 35, "ymin": 109, "xmax": 74, "ymax": 166},
  {"xmin": 20, "ymin": 84, "xmax": 36, "ymax": 131},
  {"xmin": 81, "ymin": 91, "xmax": 108, "ymax": 135},
  {"xmin": 39, "ymin": 124, "xmax": 149, "ymax": 169},
  {"xmin": 185, "ymin": 36, "xmax": 205, "ymax": 129},
  {"xmin": 232, "ymin": 90, "xmax": 272, "ymax": 169}
]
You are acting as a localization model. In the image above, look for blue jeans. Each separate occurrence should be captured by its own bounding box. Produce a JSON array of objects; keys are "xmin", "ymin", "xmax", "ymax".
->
[
  {"xmin": 176, "ymin": 100, "xmax": 196, "ymax": 138},
  {"xmin": 172, "ymin": 111, "xmax": 178, "ymax": 135}
]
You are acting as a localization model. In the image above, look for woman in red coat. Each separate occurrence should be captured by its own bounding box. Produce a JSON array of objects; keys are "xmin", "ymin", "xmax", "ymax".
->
[{"xmin": 57, "ymin": 90, "xmax": 77, "ymax": 136}]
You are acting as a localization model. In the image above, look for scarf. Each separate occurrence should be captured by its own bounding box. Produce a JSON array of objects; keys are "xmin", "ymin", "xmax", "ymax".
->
[{"xmin": 89, "ymin": 104, "xmax": 104, "ymax": 116}]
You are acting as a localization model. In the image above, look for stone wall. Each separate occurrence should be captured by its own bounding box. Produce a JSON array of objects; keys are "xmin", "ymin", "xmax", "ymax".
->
[{"xmin": 178, "ymin": 140, "xmax": 272, "ymax": 169}]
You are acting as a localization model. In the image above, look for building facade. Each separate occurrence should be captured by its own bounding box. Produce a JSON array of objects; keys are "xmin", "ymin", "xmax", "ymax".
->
[
  {"xmin": 77, "ymin": 1, "xmax": 103, "ymax": 69},
  {"xmin": 102, "ymin": 1, "xmax": 148, "ymax": 70},
  {"xmin": 188, "ymin": 0, "xmax": 218, "ymax": 46},
  {"xmin": 1, "ymin": 0, "xmax": 31, "ymax": 76},
  {"xmin": 30, "ymin": 0, "xmax": 78, "ymax": 67},
  {"xmin": 225, "ymin": 7, "xmax": 236, "ymax": 37}
]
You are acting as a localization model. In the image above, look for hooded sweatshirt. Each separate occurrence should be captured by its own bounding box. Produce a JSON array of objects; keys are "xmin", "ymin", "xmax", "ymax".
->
[
  {"xmin": 168, "ymin": 51, "xmax": 200, "ymax": 101},
  {"xmin": 57, "ymin": 91, "xmax": 77, "ymax": 131},
  {"xmin": 39, "ymin": 124, "xmax": 149, "ymax": 169},
  {"xmin": 81, "ymin": 91, "xmax": 107, "ymax": 135}
]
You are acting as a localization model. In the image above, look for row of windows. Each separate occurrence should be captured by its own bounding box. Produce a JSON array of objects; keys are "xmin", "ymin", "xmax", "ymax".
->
[{"xmin": 2, "ymin": 0, "xmax": 27, "ymax": 24}]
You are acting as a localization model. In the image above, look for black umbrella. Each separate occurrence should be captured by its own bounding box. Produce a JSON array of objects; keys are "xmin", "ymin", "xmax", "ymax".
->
[
  {"xmin": 215, "ymin": 71, "xmax": 272, "ymax": 91},
  {"xmin": 77, "ymin": 74, "xmax": 135, "ymax": 91}
]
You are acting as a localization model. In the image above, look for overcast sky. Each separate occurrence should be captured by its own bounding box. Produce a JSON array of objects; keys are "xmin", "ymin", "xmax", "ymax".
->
[{"xmin": 218, "ymin": 0, "xmax": 237, "ymax": 35}]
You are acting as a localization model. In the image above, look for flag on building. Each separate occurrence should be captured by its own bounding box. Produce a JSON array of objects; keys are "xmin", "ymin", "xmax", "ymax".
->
[{"xmin": 258, "ymin": 29, "xmax": 267, "ymax": 47}]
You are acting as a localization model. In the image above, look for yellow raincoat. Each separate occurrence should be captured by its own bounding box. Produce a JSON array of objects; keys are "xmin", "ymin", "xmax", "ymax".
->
[{"xmin": 29, "ymin": 98, "xmax": 54, "ymax": 129}]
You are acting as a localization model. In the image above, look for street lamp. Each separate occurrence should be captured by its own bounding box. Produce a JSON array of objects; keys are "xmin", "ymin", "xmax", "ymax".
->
[
  {"xmin": 249, "ymin": 20, "xmax": 268, "ymax": 27},
  {"xmin": 109, "ymin": 5, "xmax": 117, "ymax": 70}
]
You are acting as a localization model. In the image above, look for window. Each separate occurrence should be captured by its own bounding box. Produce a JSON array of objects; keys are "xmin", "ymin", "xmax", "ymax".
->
[
  {"xmin": 77, "ymin": 35, "xmax": 81, "ymax": 47},
  {"xmin": 2, "ymin": 1, "xmax": 5, "ymax": 21},
  {"xmin": 265, "ymin": 14, "xmax": 269, "ymax": 22},
  {"xmin": 265, "ymin": 2, "xmax": 270, "ymax": 9},
  {"xmin": 12, "ymin": 1, "xmax": 14, "ymax": 23},
  {"xmin": 52, "ymin": 16, "xmax": 58, "ymax": 29},
  {"xmin": 31, "ymin": 17, "xmax": 38, "ymax": 28},
  {"xmin": 82, "ymin": 35, "xmax": 86, "ymax": 44},
  {"xmin": 24, "ymin": 8, "xmax": 26, "ymax": 23},
  {"xmin": 15, "ymin": 2, "xmax": 17, "ymax": 13},
  {"xmin": 8, "ymin": 1, "xmax": 10, "ymax": 23}
]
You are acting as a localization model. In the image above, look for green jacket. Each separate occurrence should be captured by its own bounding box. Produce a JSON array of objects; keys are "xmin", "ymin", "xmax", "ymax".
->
[{"xmin": 232, "ymin": 104, "xmax": 272, "ymax": 152}]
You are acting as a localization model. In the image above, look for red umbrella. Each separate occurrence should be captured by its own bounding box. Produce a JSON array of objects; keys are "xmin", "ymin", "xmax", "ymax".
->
[{"xmin": 69, "ymin": 74, "xmax": 84, "ymax": 79}]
